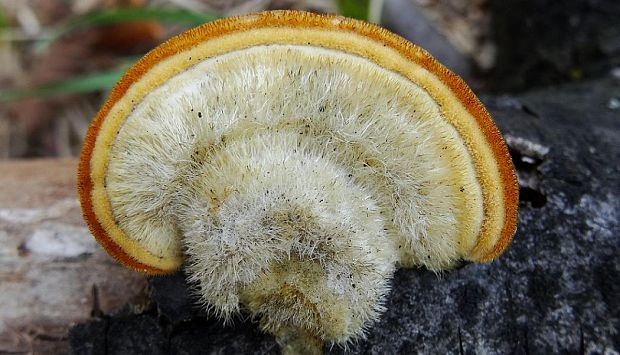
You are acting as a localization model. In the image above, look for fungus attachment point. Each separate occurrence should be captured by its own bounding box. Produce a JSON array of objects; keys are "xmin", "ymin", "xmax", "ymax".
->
[{"xmin": 78, "ymin": 10, "xmax": 518, "ymax": 351}]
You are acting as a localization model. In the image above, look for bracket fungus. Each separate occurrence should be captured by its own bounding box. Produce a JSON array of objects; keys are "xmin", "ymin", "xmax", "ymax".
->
[{"xmin": 78, "ymin": 10, "xmax": 518, "ymax": 353}]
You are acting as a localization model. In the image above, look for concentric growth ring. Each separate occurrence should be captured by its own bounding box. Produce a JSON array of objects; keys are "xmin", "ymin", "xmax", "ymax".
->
[{"xmin": 78, "ymin": 10, "xmax": 518, "ymax": 276}]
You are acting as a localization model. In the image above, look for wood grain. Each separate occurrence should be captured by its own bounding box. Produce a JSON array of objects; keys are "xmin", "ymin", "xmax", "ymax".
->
[{"xmin": 0, "ymin": 159, "xmax": 147, "ymax": 354}]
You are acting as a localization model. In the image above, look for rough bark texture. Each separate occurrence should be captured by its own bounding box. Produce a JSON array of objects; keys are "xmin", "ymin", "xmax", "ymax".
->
[{"xmin": 64, "ymin": 75, "xmax": 620, "ymax": 354}]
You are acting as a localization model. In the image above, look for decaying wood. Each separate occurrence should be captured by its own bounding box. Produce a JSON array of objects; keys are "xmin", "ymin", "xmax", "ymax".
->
[
  {"xmin": 0, "ymin": 159, "xmax": 147, "ymax": 354},
  {"xmin": 69, "ymin": 77, "xmax": 620, "ymax": 354}
]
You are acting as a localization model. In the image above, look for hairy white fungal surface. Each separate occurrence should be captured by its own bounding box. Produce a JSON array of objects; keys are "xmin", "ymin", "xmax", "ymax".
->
[{"xmin": 105, "ymin": 45, "xmax": 484, "ymax": 342}]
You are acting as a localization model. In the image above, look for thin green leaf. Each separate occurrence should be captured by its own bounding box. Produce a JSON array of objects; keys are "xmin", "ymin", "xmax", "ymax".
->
[
  {"xmin": 337, "ymin": 0, "xmax": 371, "ymax": 21},
  {"xmin": 0, "ymin": 67, "xmax": 127, "ymax": 102},
  {"xmin": 35, "ymin": 7, "xmax": 219, "ymax": 52},
  {"xmin": 0, "ymin": 6, "xmax": 8, "ymax": 29}
]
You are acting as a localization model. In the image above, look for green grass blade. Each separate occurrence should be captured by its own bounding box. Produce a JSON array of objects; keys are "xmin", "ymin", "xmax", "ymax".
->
[
  {"xmin": 337, "ymin": 0, "xmax": 371, "ymax": 21},
  {"xmin": 0, "ymin": 67, "xmax": 127, "ymax": 102},
  {"xmin": 35, "ymin": 7, "xmax": 219, "ymax": 52},
  {"xmin": 0, "ymin": 6, "xmax": 8, "ymax": 29}
]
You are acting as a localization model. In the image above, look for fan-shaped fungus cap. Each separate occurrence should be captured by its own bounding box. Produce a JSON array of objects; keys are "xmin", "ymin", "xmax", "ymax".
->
[{"xmin": 78, "ymin": 10, "xmax": 518, "ymax": 346}]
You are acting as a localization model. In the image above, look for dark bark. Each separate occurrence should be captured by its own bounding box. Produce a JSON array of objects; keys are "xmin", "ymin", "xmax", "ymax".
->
[{"xmin": 69, "ymin": 76, "xmax": 620, "ymax": 354}]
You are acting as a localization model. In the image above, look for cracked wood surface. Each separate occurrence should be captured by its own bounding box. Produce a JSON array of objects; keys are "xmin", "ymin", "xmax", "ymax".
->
[
  {"xmin": 68, "ymin": 79, "xmax": 620, "ymax": 354},
  {"xmin": 64, "ymin": 78, "xmax": 620, "ymax": 355},
  {"xmin": 0, "ymin": 159, "xmax": 147, "ymax": 354},
  {"xmin": 1, "ymin": 77, "xmax": 619, "ymax": 354}
]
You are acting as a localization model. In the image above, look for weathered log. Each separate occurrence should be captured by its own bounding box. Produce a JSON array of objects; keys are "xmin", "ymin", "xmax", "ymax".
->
[
  {"xmin": 0, "ymin": 159, "xmax": 147, "ymax": 354},
  {"xmin": 67, "ymin": 75, "xmax": 620, "ymax": 354}
]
